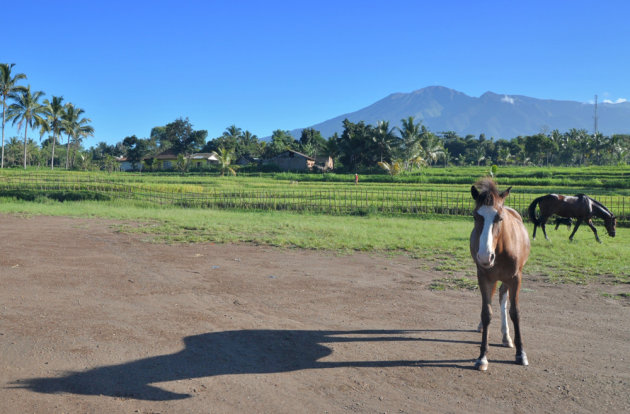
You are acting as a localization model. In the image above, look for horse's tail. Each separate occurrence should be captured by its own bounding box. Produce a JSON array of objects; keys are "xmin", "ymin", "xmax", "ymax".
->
[{"xmin": 528, "ymin": 196, "xmax": 546, "ymax": 225}]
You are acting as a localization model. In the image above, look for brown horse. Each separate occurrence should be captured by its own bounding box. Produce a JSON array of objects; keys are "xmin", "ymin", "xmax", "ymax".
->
[
  {"xmin": 470, "ymin": 179, "xmax": 530, "ymax": 371},
  {"xmin": 528, "ymin": 194, "xmax": 616, "ymax": 243}
]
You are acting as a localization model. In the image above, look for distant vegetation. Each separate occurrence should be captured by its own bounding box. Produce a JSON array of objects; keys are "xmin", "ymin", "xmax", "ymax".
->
[{"xmin": 3, "ymin": 63, "xmax": 629, "ymax": 173}]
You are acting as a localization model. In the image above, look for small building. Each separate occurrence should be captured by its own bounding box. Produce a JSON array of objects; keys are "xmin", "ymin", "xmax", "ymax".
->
[
  {"xmin": 117, "ymin": 150, "xmax": 220, "ymax": 171},
  {"xmin": 188, "ymin": 152, "xmax": 219, "ymax": 169},
  {"xmin": 235, "ymin": 155, "xmax": 257, "ymax": 166},
  {"xmin": 115, "ymin": 156, "xmax": 141, "ymax": 172},
  {"xmin": 263, "ymin": 150, "xmax": 315, "ymax": 171},
  {"xmin": 154, "ymin": 149, "xmax": 179, "ymax": 170}
]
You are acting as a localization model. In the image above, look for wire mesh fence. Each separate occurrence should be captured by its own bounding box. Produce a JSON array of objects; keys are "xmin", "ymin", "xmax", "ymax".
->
[{"xmin": 1, "ymin": 173, "xmax": 628, "ymax": 226}]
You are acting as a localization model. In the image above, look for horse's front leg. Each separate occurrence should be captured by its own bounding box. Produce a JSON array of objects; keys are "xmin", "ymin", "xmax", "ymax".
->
[
  {"xmin": 569, "ymin": 219, "xmax": 582, "ymax": 241},
  {"xmin": 586, "ymin": 219, "xmax": 601, "ymax": 243},
  {"xmin": 499, "ymin": 283, "xmax": 513, "ymax": 348},
  {"xmin": 507, "ymin": 277, "xmax": 528, "ymax": 366},
  {"xmin": 475, "ymin": 276, "xmax": 496, "ymax": 371}
]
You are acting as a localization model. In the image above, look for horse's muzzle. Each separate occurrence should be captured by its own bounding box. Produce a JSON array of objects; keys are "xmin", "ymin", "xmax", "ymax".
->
[{"xmin": 476, "ymin": 253, "xmax": 495, "ymax": 269}]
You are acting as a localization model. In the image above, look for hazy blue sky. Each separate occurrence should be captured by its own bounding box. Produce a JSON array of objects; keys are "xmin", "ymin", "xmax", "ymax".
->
[{"xmin": 3, "ymin": 0, "xmax": 629, "ymax": 147}]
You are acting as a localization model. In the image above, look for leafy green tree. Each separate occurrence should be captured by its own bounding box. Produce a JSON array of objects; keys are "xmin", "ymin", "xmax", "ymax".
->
[
  {"xmin": 299, "ymin": 128, "xmax": 327, "ymax": 157},
  {"xmin": 7, "ymin": 85, "xmax": 47, "ymax": 169},
  {"xmin": 163, "ymin": 117, "xmax": 207, "ymax": 155},
  {"xmin": 238, "ymin": 130, "xmax": 263, "ymax": 158},
  {"xmin": 265, "ymin": 129, "xmax": 297, "ymax": 157},
  {"xmin": 122, "ymin": 135, "xmax": 147, "ymax": 171},
  {"xmin": 0, "ymin": 63, "xmax": 27, "ymax": 168},
  {"xmin": 338, "ymin": 119, "xmax": 374, "ymax": 171}
]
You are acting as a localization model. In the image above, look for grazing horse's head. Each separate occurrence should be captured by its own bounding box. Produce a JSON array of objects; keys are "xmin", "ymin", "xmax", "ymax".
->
[
  {"xmin": 605, "ymin": 216, "xmax": 617, "ymax": 237},
  {"xmin": 470, "ymin": 179, "xmax": 512, "ymax": 269}
]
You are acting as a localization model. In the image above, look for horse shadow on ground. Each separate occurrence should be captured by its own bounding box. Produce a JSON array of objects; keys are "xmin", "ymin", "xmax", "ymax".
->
[{"xmin": 12, "ymin": 329, "xmax": 509, "ymax": 401}]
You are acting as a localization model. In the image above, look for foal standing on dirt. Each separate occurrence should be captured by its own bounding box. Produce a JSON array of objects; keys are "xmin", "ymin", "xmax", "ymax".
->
[{"xmin": 470, "ymin": 179, "xmax": 530, "ymax": 371}]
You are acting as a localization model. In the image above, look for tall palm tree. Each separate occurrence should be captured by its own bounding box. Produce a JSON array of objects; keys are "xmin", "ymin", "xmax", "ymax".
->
[
  {"xmin": 62, "ymin": 103, "xmax": 93, "ymax": 169},
  {"xmin": 41, "ymin": 96, "xmax": 65, "ymax": 169},
  {"xmin": 0, "ymin": 63, "xmax": 27, "ymax": 168},
  {"xmin": 397, "ymin": 116, "xmax": 422, "ymax": 169},
  {"xmin": 7, "ymin": 85, "xmax": 46, "ymax": 169}
]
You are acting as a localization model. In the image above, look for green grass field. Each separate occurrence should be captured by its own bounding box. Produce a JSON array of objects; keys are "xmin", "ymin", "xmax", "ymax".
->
[{"xmin": 1, "ymin": 197, "xmax": 627, "ymax": 286}]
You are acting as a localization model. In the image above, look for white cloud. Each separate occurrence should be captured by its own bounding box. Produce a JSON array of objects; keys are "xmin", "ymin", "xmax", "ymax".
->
[
  {"xmin": 602, "ymin": 98, "xmax": 627, "ymax": 104},
  {"xmin": 501, "ymin": 95, "xmax": 515, "ymax": 104}
]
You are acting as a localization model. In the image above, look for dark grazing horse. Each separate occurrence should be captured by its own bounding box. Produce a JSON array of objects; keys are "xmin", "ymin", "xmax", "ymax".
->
[
  {"xmin": 528, "ymin": 194, "xmax": 616, "ymax": 242},
  {"xmin": 470, "ymin": 179, "xmax": 530, "ymax": 371}
]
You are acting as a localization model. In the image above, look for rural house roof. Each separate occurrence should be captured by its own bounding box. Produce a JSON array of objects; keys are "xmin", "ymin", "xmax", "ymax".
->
[{"xmin": 271, "ymin": 149, "xmax": 315, "ymax": 161}]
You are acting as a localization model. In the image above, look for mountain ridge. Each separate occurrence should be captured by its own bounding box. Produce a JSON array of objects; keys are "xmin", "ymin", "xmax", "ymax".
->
[{"xmin": 289, "ymin": 86, "xmax": 630, "ymax": 139}]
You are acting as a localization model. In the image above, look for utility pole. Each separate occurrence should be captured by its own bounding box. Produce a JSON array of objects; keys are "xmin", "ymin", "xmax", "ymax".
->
[{"xmin": 593, "ymin": 94, "xmax": 599, "ymax": 134}]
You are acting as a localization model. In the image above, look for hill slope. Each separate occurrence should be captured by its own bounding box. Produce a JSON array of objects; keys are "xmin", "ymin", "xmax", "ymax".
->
[{"xmin": 291, "ymin": 86, "xmax": 630, "ymax": 139}]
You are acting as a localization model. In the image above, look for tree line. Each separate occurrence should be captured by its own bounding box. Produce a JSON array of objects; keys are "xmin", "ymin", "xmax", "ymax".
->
[
  {"xmin": 96, "ymin": 118, "xmax": 630, "ymax": 173},
  {"xmin": 3, "ymin": 62, "xmax": 629, "ymax": 172},
  {"xmin": 1, "ymin": 63, "xmax": 94, "ymax": 170}
]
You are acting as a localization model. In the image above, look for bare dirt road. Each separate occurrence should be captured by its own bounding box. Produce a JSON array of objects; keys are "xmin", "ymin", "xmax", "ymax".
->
[{"xmin": 0, "ymin": 214, "xmax": 628, "ymax": 413}]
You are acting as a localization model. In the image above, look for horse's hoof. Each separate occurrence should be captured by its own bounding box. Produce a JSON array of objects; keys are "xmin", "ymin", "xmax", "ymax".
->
[
  {"xmin": 516, "ymin": 351, "xmax": 528, "ymax": 366},
  {"xmin": 475, "ymin": 357, "xmax": 488, "ymax": 371},
  {"xmin": 502, "ymin": 334, "xmax": 514, "ymax": 348}
]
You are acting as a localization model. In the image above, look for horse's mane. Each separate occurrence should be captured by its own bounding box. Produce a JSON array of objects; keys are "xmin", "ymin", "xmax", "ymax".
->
[
  {"xmin": 586, "ymin": 195, "xmax": 614, "ymax": 217},
  {"xmin": 473, "ymin": 178, "xmax": 498, "ymax": 206}
]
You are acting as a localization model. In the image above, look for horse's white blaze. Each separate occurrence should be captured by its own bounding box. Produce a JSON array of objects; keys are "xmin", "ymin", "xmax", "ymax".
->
[{"xmin": 477, "ymin": 205, "xmax": 497, "ymax": 265}]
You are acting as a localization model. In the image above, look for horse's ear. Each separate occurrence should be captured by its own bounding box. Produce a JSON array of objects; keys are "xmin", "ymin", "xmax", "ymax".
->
[
  {"xmin": 500, "ymin": 186, "xmax": 512, "ymax": 199},
  {"xmin": 471, "ymin": 185, "xmax": 479, "ymax": 200}
]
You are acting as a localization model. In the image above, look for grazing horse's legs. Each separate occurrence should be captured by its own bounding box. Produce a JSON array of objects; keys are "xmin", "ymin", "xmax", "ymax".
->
[
  {"xmin": 533, "ymin": 216, "xmax": 551, "ymax": 241},
  {"xmin": 540, "ymin": 217, "xmax": 550, "ymax": 240},
  {"xmin": 586, "ymin": 219, "xmax": 602, "ymax": 243},
  {"xmin": 475, "ymin": 278, "xmax": 496, "ymax": 371},
  {"xmin": 569, "ymin": 219, "xmax": 583, "ymax": 241},
  {"xmin": 507, "ymin": 277, "xmax": 528, "ymax": 366}
]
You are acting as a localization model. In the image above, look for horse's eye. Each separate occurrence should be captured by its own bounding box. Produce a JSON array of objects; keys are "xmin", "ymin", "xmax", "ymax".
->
[{"xmin": 495, "ymin": 215, "xmax": 503, "ymax": 223}]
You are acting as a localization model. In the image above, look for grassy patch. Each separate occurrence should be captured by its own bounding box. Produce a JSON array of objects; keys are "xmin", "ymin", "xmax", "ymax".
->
[{"xmin": 0, "ymin": 197, "xmax": 628, "ymax": 285}]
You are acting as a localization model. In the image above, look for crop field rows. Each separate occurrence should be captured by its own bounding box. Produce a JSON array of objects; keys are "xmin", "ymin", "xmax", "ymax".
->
[{"xmin": 1, "ymin": 172, "xmax": 628, "ymax": 226}]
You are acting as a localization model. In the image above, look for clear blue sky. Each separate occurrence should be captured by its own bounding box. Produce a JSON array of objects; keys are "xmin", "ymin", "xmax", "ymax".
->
[{"xmin": 3, "ymin": 0, "xmax": 629, "ymax": 147}]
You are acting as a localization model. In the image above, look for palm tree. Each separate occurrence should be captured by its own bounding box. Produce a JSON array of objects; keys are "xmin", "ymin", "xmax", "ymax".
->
[
  {"xmin": 7, "ymin": 85, "xmax": 46, "ymax": 169},
  {"xmin": 0, "ymin": 63, "xmax": 27, "ymax": 168},
  {"xmin": 41, "ymin": 96, "xmax": 65, "ymax": 169},
  {"xmin": 62, "ymin": 103, "xmax": 93, "ymax": 169},
  {"xmin": 211, "ymin": 146, "xmax": 237, "ymax": 176},
  {"xmin": 397, "ymin": 116, "xmax": 425, "ymax": 170},
  {"xmin": 372, "ymin": 121, "xmax": 397, "ymax": 162}
]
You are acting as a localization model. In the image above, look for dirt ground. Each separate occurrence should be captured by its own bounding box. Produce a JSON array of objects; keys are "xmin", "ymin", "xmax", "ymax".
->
[{"xmin": 0, "ymin": 214, "xmax": 628, "ymax": 414}]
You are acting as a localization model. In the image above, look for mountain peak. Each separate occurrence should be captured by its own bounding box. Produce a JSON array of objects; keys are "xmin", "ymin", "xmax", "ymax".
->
[{"xmin": 292, "ymin": 86, "xmax": 628, "ymax": 139}]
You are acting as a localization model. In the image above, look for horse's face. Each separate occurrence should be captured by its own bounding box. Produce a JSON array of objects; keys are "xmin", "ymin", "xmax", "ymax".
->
[
  {"xmin": 473, "ymin": 204, "xmax": 504, "ymax": 269},
  {"xmin": 471, "ymin": 184, "xmax": 511, "ymax": 269},
  {"xmin": 605, "ymin": 216, "xmax": 617, "ymax": 237}
]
